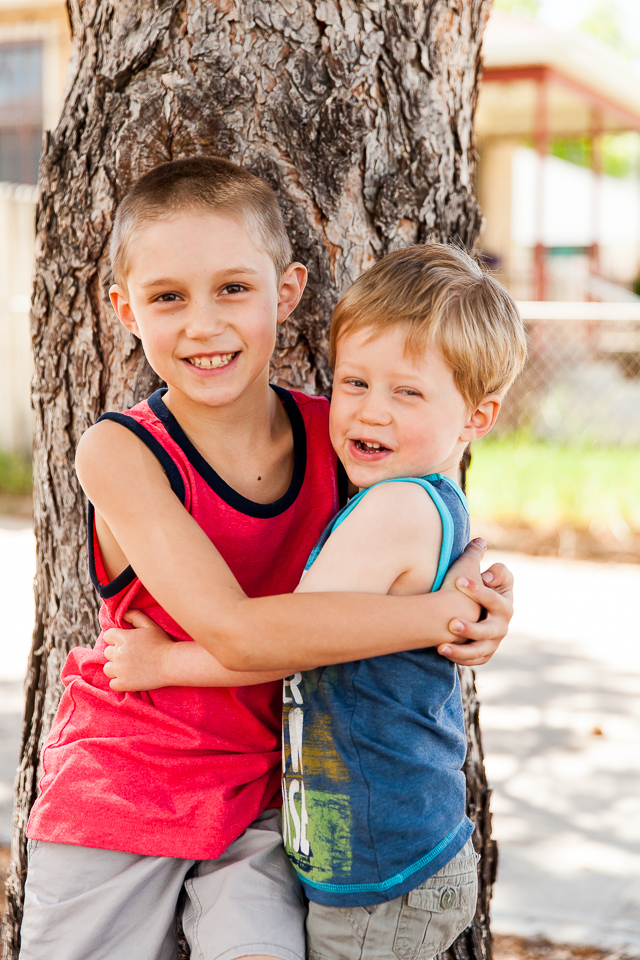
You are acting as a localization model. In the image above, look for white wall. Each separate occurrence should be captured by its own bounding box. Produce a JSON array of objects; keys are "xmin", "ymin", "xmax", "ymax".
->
[
  {"xmin": 511, "ymin": 147, "xmax": 640, "ymax": 255},
  {"xmin": 0, "ymin": 183, "xmax": 36, "ymax": 453}
]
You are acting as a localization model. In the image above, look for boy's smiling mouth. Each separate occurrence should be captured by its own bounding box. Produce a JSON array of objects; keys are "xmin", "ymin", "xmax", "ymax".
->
[
  {"xmin": 185, "ymin": 352, "xmax": 238, "ymax": 369},
  {"xmin": 350, "ymin": 438, "xmax": 392, "ymax": 458}
]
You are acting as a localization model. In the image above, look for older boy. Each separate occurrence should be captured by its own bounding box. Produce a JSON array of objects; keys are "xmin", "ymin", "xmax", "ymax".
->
[{"xmin": 20, "ymin": 159, "xmax": 512, "ymax": 960}]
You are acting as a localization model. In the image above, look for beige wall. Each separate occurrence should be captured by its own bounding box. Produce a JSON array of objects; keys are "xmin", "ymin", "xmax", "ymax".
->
[
  {"xmin": 0, "ymin": 183, "xmax": 36, "ymax": 452},
  {"xmin": 477, "ymin": 138, "xmax": 518, "ymax": 272},
  {"xmin": 0, "ymin": 1, "xmax": 69, "ymax": 452}
]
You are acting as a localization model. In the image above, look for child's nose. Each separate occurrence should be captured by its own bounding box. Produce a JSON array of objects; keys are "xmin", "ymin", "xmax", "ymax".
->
[
  {"xmin": 358, "ymin": 393, "xmax": 392, "ymax": 425},
  {"xmin": 185, "ymin": 303, "xmax": 226, "ymax": 339}
]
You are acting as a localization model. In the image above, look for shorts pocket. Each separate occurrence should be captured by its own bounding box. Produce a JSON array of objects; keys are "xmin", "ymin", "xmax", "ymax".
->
[{"xmin": 393, "ymin": 873, "xmax": 478, "ymax": 960}]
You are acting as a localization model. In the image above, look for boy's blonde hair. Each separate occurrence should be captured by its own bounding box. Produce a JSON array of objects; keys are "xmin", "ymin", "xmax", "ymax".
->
[
  {"xmin": 111, "ymin": 157, "xmax": 292, "ymax": 288},
  {"xmin": 330, "ymin": 243, "xmax": 528, "ymax": 408}
]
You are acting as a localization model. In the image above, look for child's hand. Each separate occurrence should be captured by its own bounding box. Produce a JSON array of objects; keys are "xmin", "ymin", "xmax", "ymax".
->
[
  {"xmin": 103, "ymin": 610, "xmax": 174, "ymax": 691},
  {"xmin": 437, "ymin": 539, "xmax": 514, "ymax": 667}
]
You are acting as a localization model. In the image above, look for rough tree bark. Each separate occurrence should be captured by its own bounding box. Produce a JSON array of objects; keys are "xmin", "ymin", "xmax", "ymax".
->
[{"xmin": 2, "ymin": 1, "xmax": 496, "ymax": 956}]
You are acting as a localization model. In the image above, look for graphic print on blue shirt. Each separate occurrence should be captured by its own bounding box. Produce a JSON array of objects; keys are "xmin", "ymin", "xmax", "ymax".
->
[{"xmin": 282, "ymin": 474, "xmax": 475, "ymax": 907}]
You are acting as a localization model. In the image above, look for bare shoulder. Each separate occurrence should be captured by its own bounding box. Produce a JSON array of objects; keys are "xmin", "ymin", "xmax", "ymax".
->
[
  {"xmin": 347, "ymin": 480, "xmax": 441, "ymax": 537},
  {"xmin": 298, "ymin": 480, "xmax": 443, "ymax": 595},
  {"xmin": 75, "ymin": 418, "xmax": 168, "ymax": 500},
  {"xmin": 76, "ymin": 418, "xmax": 136, "ymax": 465},
  {"xmin": 331, "ymin": 480, "xmax": 443, "ymax": 564},
  {"xmin": 346, "ymin": 482, "xmax": 443, "ymax": 593}
]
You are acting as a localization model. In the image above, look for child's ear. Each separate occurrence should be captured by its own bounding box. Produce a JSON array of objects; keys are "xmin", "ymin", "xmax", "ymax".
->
[
  {"xmin": 460, "ymin": 395, "xmax": 501, "ymax": 442},
  {"xmin": 276, "ymin": 263, "xmax": 307, "ymax": 324},
  {"xmin": 109, "ymin": 284, "xmax": 140, "ymax": 337}
]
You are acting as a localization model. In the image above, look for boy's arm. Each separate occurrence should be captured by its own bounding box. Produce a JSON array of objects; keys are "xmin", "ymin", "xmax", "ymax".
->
[
  {"xmin": 103, "ymin": 550, "xmax": 510, "ymax": 690},
  {"xmin": 103, "ymin": 610, "xmax": 287, "ymax": 691},
  {"xmin": 103, "ymin": 481, "xmax": 477, "ymax": 691},
  {"xmin": 77, "ymin": 421, "xmax": 512, "ymax": 672}
]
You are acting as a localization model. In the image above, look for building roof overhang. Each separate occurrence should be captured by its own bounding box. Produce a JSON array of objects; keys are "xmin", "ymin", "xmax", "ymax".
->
[{"xmin": 477, "ymin": 13, "xmax": 640, "ymax": 139}]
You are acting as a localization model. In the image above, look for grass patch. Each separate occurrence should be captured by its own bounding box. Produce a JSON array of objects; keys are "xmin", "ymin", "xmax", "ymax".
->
[
  {"xmin": 0, "ymin": 450, "xmax": 32, "ymax": 495},
  {"xmin": 467, "ymin": 434, "xmax": 640, "ymax": 535}
]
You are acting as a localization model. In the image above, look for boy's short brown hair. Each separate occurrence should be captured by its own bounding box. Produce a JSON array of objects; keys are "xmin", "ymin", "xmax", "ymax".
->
[
  {"xmin": 330, "ymin": 243, "xmax": 527, "ymax": 408},
  {"xmin": 111, "ymin": 156, "xmax": 292, "ymax": 287}
]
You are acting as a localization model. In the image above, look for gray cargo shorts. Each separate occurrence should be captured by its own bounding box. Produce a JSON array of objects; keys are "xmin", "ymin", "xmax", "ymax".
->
[
  {"xmin": 306, "ymin": 838, "xmax": 479, "ymax": 960},
  {"xmin": 19, "ymin": 808, "xmax": 306, "ymax": 960}
]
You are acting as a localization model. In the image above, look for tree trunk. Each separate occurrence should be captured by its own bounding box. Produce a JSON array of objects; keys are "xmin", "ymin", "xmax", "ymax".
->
[{"xmin": 2, "ymin": 1, "xmax": 495, "ymax": 956}]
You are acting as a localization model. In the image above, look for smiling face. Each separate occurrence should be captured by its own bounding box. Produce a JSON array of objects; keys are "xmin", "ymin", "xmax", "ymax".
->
[
  {"xmin": 109, "ymin": 211, "xmax": 305, "ymax": 417},
  {"xmin": 330, "ymin": 326, "xmax": 488, "ymax": 489}
]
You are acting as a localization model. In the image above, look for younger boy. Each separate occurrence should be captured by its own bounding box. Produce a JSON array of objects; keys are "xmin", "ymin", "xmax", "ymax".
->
[
  {"xmin": 106, "ymin": 243, "xmax": 526, "ymax": 959},
  {"xmin": 282, "ymin": 243, "xmax": 526, "ymax": 959},
  {"xmin": 20, "ymin": 158, "xmax": 513, "ymax": 960}
]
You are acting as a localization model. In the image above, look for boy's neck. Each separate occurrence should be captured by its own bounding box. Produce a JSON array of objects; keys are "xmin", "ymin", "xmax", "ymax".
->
[
  {"xmin": 355, "ymin": 459, "xmax": 464, "ymax": 494},
  {"xmin": 162, "ymin": 375, "xmax": 295, "ymax": 504}
]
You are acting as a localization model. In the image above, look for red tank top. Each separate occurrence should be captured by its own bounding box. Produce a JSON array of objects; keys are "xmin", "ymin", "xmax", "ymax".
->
[{"xmin": 27, "ymin": 386, "xmax": 343, "ymax": 859}]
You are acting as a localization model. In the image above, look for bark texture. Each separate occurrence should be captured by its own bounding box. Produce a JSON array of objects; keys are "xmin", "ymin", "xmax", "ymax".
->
[{"xmin": 2, "ymin": 1, "xmax": 494, "ymax": 956}]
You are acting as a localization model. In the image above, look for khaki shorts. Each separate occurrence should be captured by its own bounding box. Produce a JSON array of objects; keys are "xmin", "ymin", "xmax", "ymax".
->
[
  {"xmin": 20, "ymin": 809, "xmax": 305, "ymax": 960},
  {"xmin": 306, "ymin": 839, "xmax": 479, "ymax": 960}
]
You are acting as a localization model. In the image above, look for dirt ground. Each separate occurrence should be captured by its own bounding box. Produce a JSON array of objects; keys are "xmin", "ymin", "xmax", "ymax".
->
[
  {"xmin": 0, "ymin": 496, "xmax": 31, "ymax": 521},
  {"xmin": 473, "ymin": 519, "xmax": 640, "ymax": 565},
  {"xmin": 494, "ymin": 935, "xmax": 639, "ymax": 960}
]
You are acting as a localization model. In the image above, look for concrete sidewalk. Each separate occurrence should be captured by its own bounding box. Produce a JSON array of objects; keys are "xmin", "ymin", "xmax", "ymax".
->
[
  {"xmin": 476, "ymin": 551, "xmax": 640, "ymax": 953},
  {"xmin": 0, "ymin": 523, "xmax": 639, "ymax": 952},
  {"xmin": 0, "ymin": 517, "xmax": 34, "ymax": 845}
]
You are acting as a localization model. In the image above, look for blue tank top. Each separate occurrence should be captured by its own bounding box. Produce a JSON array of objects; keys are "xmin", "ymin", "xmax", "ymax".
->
[{"xmin": 282, "ymin": 474, "xmax": 474, "ymax": 906}]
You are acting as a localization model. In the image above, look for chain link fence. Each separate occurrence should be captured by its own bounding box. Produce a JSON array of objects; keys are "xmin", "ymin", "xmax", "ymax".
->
[{"xmin": 498, "ymin": 303, "xmax": 640, "ymax": 445}]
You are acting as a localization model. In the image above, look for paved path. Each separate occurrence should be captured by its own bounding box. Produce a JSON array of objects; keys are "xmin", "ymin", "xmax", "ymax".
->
[
  {"xmin": 477, "ymin": 551, "xmax": 640, "ymax": 953},
  {"xmin": 0, "ymin": 524, "xmax": 638, "ymax": 952},
  {"xmin": 0, "ymin": 517, "xmax": 35, "ymax": 845}
]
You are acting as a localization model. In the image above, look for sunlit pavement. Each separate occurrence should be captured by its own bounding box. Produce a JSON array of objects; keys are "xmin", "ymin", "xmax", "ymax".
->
[
  {"xmin": 0, "ymin": 525, "xmax": 639, "ymax": 951},
  {"xmin": 0, "ymin": 517, "xmax": 35, "ymax": 848},
  {"xmin": 477, "ymin": 551, "xmax": 640, "ymax": 953}
]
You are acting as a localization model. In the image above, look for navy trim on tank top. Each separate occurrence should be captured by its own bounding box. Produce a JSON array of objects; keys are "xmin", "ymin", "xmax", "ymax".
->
[
  {"xmin": 147, "ymin": 385, "xmax": 307, "ymax": 519},
  {"xmin": 98, "ymin": 412, "xmax": 187, "ymax": 502},
  {"xmin": 87, "ymin": 413, "xmax": 188, "ymax": 599}
]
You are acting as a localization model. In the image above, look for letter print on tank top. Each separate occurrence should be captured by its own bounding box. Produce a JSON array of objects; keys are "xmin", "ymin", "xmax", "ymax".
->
[{"xmin": 283, "ymin": 666, "xmax": 354, "ymax": 882}]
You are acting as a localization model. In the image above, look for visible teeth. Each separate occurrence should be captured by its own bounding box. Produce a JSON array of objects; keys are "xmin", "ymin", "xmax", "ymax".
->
[
  {"xmin": 188, "ymin": 353, "xmax": 235, "ymax": 369},
  {"xmin": 359, "ymin": 441, "xmax": 382, "ymax": 450}
]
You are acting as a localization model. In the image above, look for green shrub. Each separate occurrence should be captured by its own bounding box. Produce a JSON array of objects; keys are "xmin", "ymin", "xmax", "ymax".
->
[
  {"xmin": 468, "ymin": 434, "xmax": 640, "ymax": 533},
  {"xmin": 0, "ymin": 450, "xmax": 32, "ymax": 495}
]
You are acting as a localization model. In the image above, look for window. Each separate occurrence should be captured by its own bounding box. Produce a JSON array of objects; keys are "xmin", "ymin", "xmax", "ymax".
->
[{"xmin": 0, "ymin": 42, "xmax": 43, "ymax": 185}]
